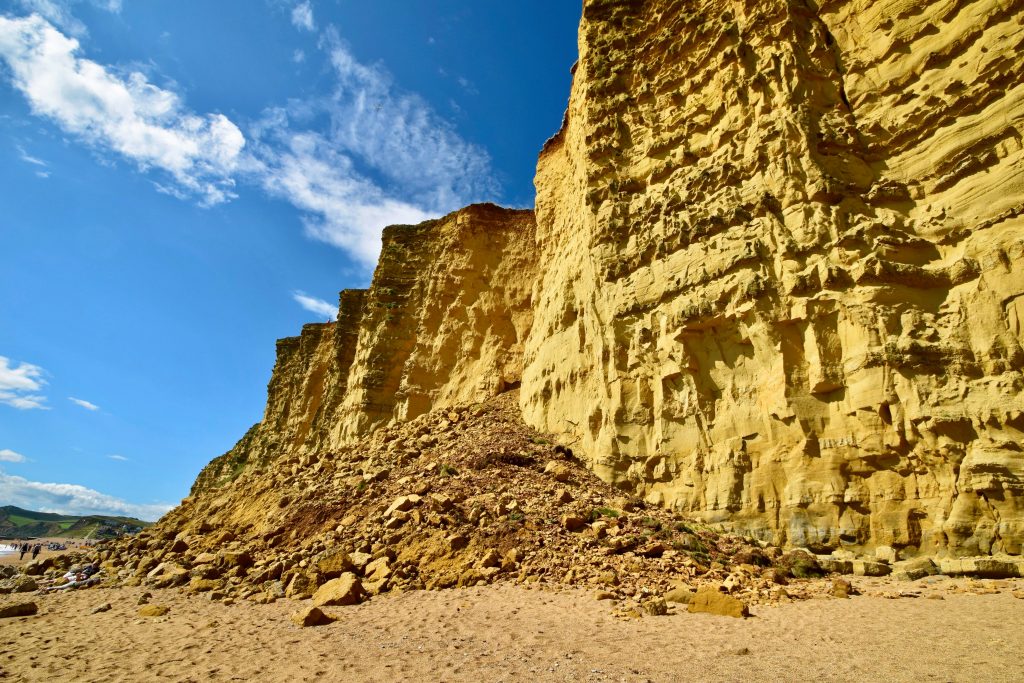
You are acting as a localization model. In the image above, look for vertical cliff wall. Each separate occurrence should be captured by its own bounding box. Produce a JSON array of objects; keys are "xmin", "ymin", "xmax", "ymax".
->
[
  {"xmin": 522, "ymin": 0, "xmax": 1024, "ymax": 556},
  {"xmin": 194, "ymin": 204, "xmax": 537, "ymax": 491}
]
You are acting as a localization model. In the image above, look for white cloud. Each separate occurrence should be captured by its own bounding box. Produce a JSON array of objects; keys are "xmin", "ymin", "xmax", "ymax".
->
[
  {"xmin": 107, "ymin": 454, "xmax": 128, "ymax": 461},
  {"xmin": 0, "ymin": 469, "xmax": 172, "ymax": 521},
  {"xmin": 292, "ymin": 48, "xmax": 305, "ymax": 64},
  {"xmin": 290, "ymin": 1, "xmax": 314, "ymax": 32},
  {"xmin": 0, "ymin": 449, "xmax": 26, "ymax": 463},
  {"xmin": 0, "ymin": 356, "xmax": 48, "ymax": 410},
  {"xmin": 68, "ymin": 396, "xmax": 99, "ymax": 411},
  {"xmin": 255, "ymin": 130, "xmax": 431, "ymax": 264},
  {"xmin": 0, "ymin": 14, "xmax": 246, "ymax": 205},
  {"xmin": 0, "ymin": 14, "xmax": 497, "ymax": 268},
  {"xmin": 292, "ymin": 290, "xmax": 338, "ymax": 321},
  {"xmin": 15, "ymin": 0, "xmax": 123, "ymax": 37},
  {"xmin": 252, "ymin": 34, "xmax": 496, "ymax": 264},
  {"xmin": 16, "ymin": 144, "xmax": 47, "ymax": 166},
  {"xmin": 320, "ymin": 33, "xmax": 496, "ymax": 210}
]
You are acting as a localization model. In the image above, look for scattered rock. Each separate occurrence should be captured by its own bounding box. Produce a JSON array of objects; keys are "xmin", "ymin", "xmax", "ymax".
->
[
  {"xmin": 290, "ymin": 605, "xmax": 336, "ymax": 627},
  {"xmin": 832, "ymin": 578, "xmax": 855, "ymax": 598},
  {"xmin": 664, "ymin": 585, "xmax": 695, "ymax": 604},
  {"xmin": 560, "ymin": 514, "xmax": 586, "ymax": 532},
  {"xmin": 312, "ymin": 573, "xmax": 364, "ymax": 607},
  {"xmin": 544, "ymin": 461, "xmax": 571, "ymax": 482},
  {"xmin": 893, "ymin": 558, "xmax": 940, "ymax": 582},
  {"xmin": 0, "ymin": 601, "xmax": 38, "ymax": 618},
  {"xmin": 91, "ymin": 603, "xmax": 112, "ymax": 614},
  {"xmin": 138, "ymin": 604, "xmax": 170, "ymax": 617},
  {"xmin": 688, "ymin": 587, "xmax": 749, "ymax": 618},
  {"xmin": 775, "ymin": 550, "xmax": 824, "ymax": 579},
  {"xmin": 642, "ymin": 596, "xmax": 668, "ymax": 616}
]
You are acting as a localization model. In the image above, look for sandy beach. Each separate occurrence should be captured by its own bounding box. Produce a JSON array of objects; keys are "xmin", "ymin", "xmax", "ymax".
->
[
  {"xmin": 2, "ymin": 576, "xmax": 1022, "ymax": 682},
  {"xmin": 0, "ymin": 540, "xmax": 95, "ymax": 568}
]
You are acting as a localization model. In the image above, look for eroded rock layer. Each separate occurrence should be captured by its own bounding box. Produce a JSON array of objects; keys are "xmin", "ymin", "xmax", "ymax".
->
[
  {"xmin": 521, "ymin": 0, "xmax": 1024, "ymax": 556},
  {"xmin": 195, "ymin": 204, "xmax": 537, "ymax": 491}
]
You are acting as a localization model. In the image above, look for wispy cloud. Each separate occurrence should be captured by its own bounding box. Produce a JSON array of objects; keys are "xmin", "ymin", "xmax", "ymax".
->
[
  {"xmin": 292, "ymin": 48, "xmax": 305, "ymax": 64},
  {"xmin": 0, "ymin": 12, "xmax": 497, "ymax": 268},
  {"xmin": 68, "ymin": 396, "xmax": 99, "ymax": 411},
  {"xmin": 16, "ymin": 144, "xmax": 47, "ymax": 167},
  {"xmin": 0, "ymin": 469, "xmax": 172, "ymax": 521},
  {"xmin": 292, "ymin": 290, "xmax": 338, "ymax": 321},
  {"xmin": 0, "ymin": 449, "xmax": 26, "ymax": 463},
  {"xmin": 107, "ymin": 454, "xmax": 128, "ymax": 461},
  {"xmin": 290, "ymin": 1, "xmax": 314, "ymax": 32},
  {"xmin": 15, "ymin": 0, "xmax": 123, "ymax": 37},
  {"xmin": 251, "ymin": 31, "xmax": 496, "ymax": 263},
  {"xmin": 0, "ymin": 356, "xmax": 48, "ymax": 410},
  {"xmin": 0, "ymin": 14, "xmax": 247, "ymax": 206}
]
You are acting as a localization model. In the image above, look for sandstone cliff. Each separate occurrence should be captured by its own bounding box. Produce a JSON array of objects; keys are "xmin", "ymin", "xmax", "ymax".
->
[
  {"xmin": 190, "ymin": 0, "xmax": 1024, "ymax": 560},
  {"xmin": 521, "ymin": 0, "xmax": 1024, "ymax": 557},
  {"xmin": 194, "ymin": 204, "xmax": 537, "ymax": 491}
]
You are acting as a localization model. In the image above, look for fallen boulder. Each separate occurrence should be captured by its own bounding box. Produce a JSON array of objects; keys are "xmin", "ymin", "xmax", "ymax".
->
[{"xmin": 688, "ymin": 587, "xmax": 749, "ymax": 618}]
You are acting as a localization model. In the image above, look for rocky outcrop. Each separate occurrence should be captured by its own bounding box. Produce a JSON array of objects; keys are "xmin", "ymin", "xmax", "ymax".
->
[
  {"xmin": 194, "ymin": 204, "xmax": 537, "ymax": 491},
  {"xmin": 521, "ymin": 0, "xmax": 1024, "ymax": 557}
]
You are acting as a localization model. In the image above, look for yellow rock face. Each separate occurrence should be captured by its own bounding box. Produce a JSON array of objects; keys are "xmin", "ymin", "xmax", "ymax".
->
[
  {"xmin": 521, "ymin": 0, "xmax": 1024, "ymax": 556},
  {"xmin": 188, "ymin": 1, "xmax": 1024, "ymax": 558},
  {"xmin": 194, "ymin": 204, "xmax": 537, "ymax": 491}
]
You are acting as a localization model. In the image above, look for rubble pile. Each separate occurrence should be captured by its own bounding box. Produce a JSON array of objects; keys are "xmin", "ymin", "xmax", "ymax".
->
[{"xmin": 97, "ymin": 392, "xmax": 840, "ymax": 615}]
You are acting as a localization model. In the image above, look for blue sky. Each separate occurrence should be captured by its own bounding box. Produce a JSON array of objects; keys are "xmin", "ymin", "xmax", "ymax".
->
[{"xmin": 0, "ymin": 0, "xmax": 580, "ymax": 520}]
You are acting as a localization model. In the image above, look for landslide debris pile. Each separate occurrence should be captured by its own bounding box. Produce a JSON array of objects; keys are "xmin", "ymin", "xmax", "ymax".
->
[{"xmin": 100, "ymin": 392, "xmax": 832, "ymax": 612}]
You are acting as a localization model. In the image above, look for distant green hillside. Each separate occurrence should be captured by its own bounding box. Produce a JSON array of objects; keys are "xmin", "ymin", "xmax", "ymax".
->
[{"xmin": 0, "ymin": 506, "xmax": 151, "ymax": 539}]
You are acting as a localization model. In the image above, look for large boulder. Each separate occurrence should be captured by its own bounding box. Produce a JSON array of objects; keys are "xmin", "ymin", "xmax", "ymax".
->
[
  {"xmin": 312, "ymin": 573, "xmax": 364, "ymax": 607},
  {"xmin": 290, "ymin": 606, "xmax": 336, "ymax": 627},
  {"xmin": 774, "ymin": 550, "xmax": 824, "ymax": 579},
  {"xmin": 688, "ymin": 587, "xmax": 750, "ymax": 618},
  {"xmin": 313, "ymin": 548, "xmax": 353, "ymax": 578},
  {"xmin": 893, "ymin": 558, "xmax": 940, "ymax": 581}
]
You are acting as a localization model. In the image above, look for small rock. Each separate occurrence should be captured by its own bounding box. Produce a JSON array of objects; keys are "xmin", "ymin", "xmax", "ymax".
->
[
  {"xmin": 893, "ymin": 558, "xmax": 940, "ymax": 582},
  {"xmin": 91, "ymin": 603, "xmax": 112, "ymax": 614},
  {"xmin": 446, "ymin": 533, "xmax": 469, "ymax": 551},
  {"xmin": 478, "ymin": 549, "xmax": 501, "ymax": 569},
  {"xmin": 544, "ymin": 461, "xmax": 571, "ymax": 482},
  {"xmin": 664, "ymin": 585, "xmax": 694, "ymax": 604},
  {"xmin": 832, "ymin": 578, "xmax": 855, "ymax": 598},
  {"xmin": 554, "ymin": 489, "xmax": 573, "ymax": 504},
  {"xmin": 561, "ymin": 514, "xmax": 586, "ymax": 532},
  {"xmin": 642, "ymin": 596, "xmax": 668, "ymax": 616},
  {"xmin": 385, "ymin": 495, "xmax": 421, "ymax": 518},
  {"xmin": 138, "ymin": 604, "xmax": 170, "ymax": 617},
  {"xmin": 594, "ymin": 591, "xmax": 616, "ymax": 600},
  {"xmin": 0, "ymin": 601, "xmax": 38, "ymax": 618},
  {"xmin": 137, "ymin": 592, "xmax": 153, "ymax": 605}
]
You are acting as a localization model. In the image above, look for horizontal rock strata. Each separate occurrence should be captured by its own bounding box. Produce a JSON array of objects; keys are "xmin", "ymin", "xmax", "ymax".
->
[{"xmin": 521, "ymin": 0, "xmax": 1024, "ymax": 556}]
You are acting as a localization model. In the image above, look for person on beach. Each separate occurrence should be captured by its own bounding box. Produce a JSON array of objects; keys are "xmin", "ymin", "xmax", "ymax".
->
[
  {"xmin": 31, "ymin": 544, "xmax": 41, "ymax": 560},
  {"xmin": 43, "ymin": 562, "xmax": 103, "ymax": 592},
  {"xmin": 19, "ymin": 542, "xmax": 29, "ymax": 561}
]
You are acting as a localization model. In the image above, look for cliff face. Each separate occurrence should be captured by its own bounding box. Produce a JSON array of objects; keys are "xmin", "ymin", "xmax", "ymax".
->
[
  {"xmin": 522, "ymin": 0, "xmax": 1024, "ymax": 556},
  {"xmin": 191, "ymin": 0, "xmax": 1024, "ymax": 558},
  {"xmin": 194, "ymin": 204, "xmax": 537, "ymax": 492}
]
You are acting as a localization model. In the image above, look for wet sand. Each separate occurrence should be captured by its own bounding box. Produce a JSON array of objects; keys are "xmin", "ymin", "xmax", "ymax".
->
[{"xmin": 1, "ymin": 576, "xmax": 1022, "ymax": 682}]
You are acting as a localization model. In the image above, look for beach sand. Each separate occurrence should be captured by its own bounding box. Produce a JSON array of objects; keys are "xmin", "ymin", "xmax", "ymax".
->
[
  {"xmin": 0, "ymin": 539, "xmax": 95, "ymax": 568},
  {"xmin": 2, "ymin": 576, "xmax": 1022, "ymax": 682}
]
